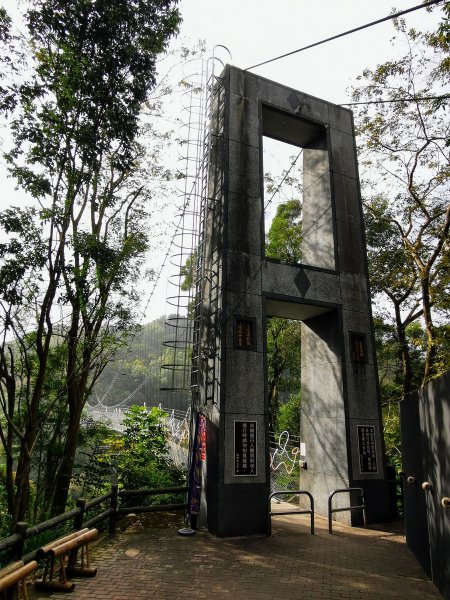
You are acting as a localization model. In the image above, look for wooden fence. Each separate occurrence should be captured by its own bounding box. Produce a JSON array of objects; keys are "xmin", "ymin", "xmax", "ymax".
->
[{"xmin": 0, "ymin": 485, "xmax": 188, "ymax": 567}]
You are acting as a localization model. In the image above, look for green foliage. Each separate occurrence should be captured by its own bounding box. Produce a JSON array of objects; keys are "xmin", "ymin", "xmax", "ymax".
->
[
  {"xmin": 0, "ymin": 0, "xmax": 182, "ymax": 522},
  {"xmin": 0, "ymin": 467, "xmax": 12, "ymax": 538},
  {"xmin": 72, "ymin": 406, "xmax": 185, "ymax": 508},
  {"xmin": 71, "ymin": 416, "xmax": 119, "ymax": 498},
  {"xmin": 264, "ymin": 196, "xmax": 303, "ymax": 433},
  {"xmin": 121, "ymin": 406, "xmax": 169, "ymax": 463},
  {"xmin": 266, "ymin": 317, "xmax": 301, "ymax": 432},
  {"xmin": 353, "ymin": 19, "xmax": 450, "ymax": 392},
  {"xmin": 276, "ymin": 392, "xmax": 301, "ymax": 438},
  {"xmin": 373, "ymin": 316, "xmax": 448, "ymax": 473},
  {"xmin": 104, "ymin": 406, "xmax": 184, "ymax": 501},
  {"xmin": 92, "ymin": 316, "xmax": 179, "ymax": 407},
  {"xmin": 382, "ymin": 402, "xmax": 402, "ymax": 474},
  {"xmin": 266, "ymin": 199, "xmax": 302, "ymax": 263},
  {"xmin": 180, "ymin": 250, "xmax": 198, "ymax": 291}
]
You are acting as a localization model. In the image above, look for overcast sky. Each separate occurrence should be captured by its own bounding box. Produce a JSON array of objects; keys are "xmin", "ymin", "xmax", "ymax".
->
[
  {"xmin": 0, "ymin": 0, "xmax": 445, "ymax": 322},
  {"xmin": 178, "ymin": 0, "xmax": 442, "ymax": 103}
]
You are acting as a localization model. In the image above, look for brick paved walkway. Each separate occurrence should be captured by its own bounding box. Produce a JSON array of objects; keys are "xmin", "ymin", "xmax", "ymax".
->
[{"xmin": 29, "ymin": 510, "xmax": 441, "ymax": 600}]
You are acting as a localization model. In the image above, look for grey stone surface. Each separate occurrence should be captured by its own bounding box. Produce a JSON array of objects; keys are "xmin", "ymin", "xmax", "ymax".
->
[
  {"xmin": 339, "ymin": 273, "xmax": 370, "ymax": 311},
  {"xmin": 333, "ymin": 172, "xmax": 363, "ymax": 227},
  {"xmin": 225, "ymin": 192, "xmax": 263, "ymax": 255},
  {"xmin": 302, "ymin": 171, "xmax": 335, "ymax": 271},
  {"xmin": 328, "ymin": 103, "xmax": 354, "ymax": 135},
  {"xmin": 345, "ymin": 366, "xmax": 380, "ymax": 420},
  {"xmin": 264, "ymin": 297, "xmax": 332, "ymax": 320},
  {"xmin": 229, "ymin": 65, "xmax": 258, "ymax": 99},
  {"xmin": 301, "ymin": 362, "xmax": 345, "ymax": 419},
  {"xmin": 301, "ymin": 312, "xmax": 343, "ymax": 365},
  {"xmin": 227, "ymin": 139, "xmax": 261, "ymax": 198},
  {"xmin": 228, "ymin": 92, "xmax": 259, "ymax": 148},
  {"xmin": 207, "ymin": 136, "xmax": 226, "ymax": 199},
  {"xmin": 262, "ymin": 104, "xmax": 324, "ymax": 147},
  {"xmin": 302, "ymin": 223, "xmax": 336, "ymax": 271},
  {"xmin": 196, "ymin": 66, "xmax": 389, "ymax": 535},
  {"xmin": 224, "ymin": 290, "xmax": 263, "ymax": 352},
  {"xmin": 262, "ymin": 261, "xmax": 340, "ymax": 304},
  {"xmin": 302, "ymin": 171, "xmax": 333, "ymax": 238},
  {"xmin": 256, "ymin": 74, "xmax": 330, "ymax": 125},
  {"xmin": 341, "ymin": 309, "xmax": 375, "ymax": 363},
  {"xmin": 303, "ymin": 133, "xmax": 329, "ymax": 190},
  {"xmin": 299, "ymin": 414, "xmax": 350, "ymax": 482},
  {"xmin": 225, "ymin": 250, "xmax": 262, "ymax": 294},
  {"xmin": 336, "ymin": 220, "xmax": 366, "ymax": 275},
  {"xmin": 329, "ymin": 127, "xmax": 358, "ymax": 179},
  {"xmin": 223, "ymin": 413, "xmax": 266, "ymax": 484},
  {"xmin": 223, "ymin": 349, "xmax": 265, "ymax": 414}
]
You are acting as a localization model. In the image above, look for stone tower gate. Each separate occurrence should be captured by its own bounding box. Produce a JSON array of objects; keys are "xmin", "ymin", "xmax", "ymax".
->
[{"xmin": 191, "ymin": 65, "xmax": 391, "ymax": 536}]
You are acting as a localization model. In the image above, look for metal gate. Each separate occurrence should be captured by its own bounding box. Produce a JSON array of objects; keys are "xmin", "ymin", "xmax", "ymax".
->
[{"xmin": 400, "ymin": 370, "xmax": 450, "ymax": 599}]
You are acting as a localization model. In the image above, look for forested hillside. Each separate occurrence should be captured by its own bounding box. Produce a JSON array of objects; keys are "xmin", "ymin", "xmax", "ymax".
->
[{"xmin": 91, "ymin": 316, "xmax": 189, "ymax": 412}]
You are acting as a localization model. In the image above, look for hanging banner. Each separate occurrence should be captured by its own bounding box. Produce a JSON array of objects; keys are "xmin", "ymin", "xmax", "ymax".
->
[
  {"xmin": 200, "ymin": 415, "xmax": 206, "ymax": 461},
  {"xmin": 188, "ymin": 413, "xmax": 207, "ymax": 516}
]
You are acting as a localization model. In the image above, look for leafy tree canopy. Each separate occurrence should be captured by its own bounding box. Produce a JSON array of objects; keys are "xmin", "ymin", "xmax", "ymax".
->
[
  {"xmin": 352, "ymin": 16, "xmax": 450, "ymax": 392},
  {"xmin": 0, "ymin": 0, "xmax": 181, "ymax": 523}
]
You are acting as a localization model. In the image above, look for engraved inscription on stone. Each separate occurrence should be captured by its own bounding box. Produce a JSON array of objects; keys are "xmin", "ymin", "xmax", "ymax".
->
[
  {"xmin": 357, "ymin": 425, "xmax": 378, "ymax": 474},
  {"xmin": 350, "ymin": 333, "xmax": 367, "ymax": 364},
  {"xmin": 234, "ymin": 421, "xmax": 257, "ymax": 476},
  {"xmin": 234, "ymin": 318, "xmax": 254, "ymax": 350}
]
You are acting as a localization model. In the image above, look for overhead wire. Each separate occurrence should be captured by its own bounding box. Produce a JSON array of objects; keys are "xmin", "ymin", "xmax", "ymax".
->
[
  {"xmin": 245, "ymin": 0, "xmax": 444, "ymax": 71},
  {"xmin": 340, "ymin": 94, "xmax": 450, "ymax": 106}
]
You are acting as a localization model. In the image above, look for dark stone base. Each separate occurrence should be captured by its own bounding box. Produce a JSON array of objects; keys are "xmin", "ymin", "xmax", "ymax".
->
[
  {"xmin": 350, "ymin": 478, "xmax": 392, "ymax": 525},
  {"xmin": 207, "ymin": 483, "xmax": 270, "ymax": 537}
]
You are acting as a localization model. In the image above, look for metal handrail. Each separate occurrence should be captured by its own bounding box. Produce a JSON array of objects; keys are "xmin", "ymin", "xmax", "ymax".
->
[
  {"xmin": 328, "ymin": 487, "xmax": 367, "ymax": 534},
  {"xmin": 268, "ymin": 490, "xmax": 314, "ymax": 535}
]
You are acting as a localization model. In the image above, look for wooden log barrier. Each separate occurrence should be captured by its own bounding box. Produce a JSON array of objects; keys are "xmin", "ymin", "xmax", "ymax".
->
[
  {"xmin": 0, "ymin": 560, "xmax": 38, "ymax": 600},
  {"xmin": 34, "ymin": 528, "xmax": 98, "ymax": 593},
  {"xmin": 35, "ymin": 528, "xmax": 89, "ymax": 559}
]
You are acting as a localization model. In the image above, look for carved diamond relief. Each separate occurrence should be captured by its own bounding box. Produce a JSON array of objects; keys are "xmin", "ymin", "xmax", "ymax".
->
[{"xmin": 294, "ymin": 268, "xmax": 311, "ymax": 296}]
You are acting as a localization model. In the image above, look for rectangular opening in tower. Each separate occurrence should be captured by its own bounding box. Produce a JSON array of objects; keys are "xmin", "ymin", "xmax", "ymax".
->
[
  {"xmin": 262, "ymin": 104, "xmax": 335, "ymax": 271},
  {"xmin": 266, "ymin": 314, "xmax": 302, "ymax": 496},
  {"xmin": 263, "ymin": 136, "xmax": 303, "ymax": 264}
]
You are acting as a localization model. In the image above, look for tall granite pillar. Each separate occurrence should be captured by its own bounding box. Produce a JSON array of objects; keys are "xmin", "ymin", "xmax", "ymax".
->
[{"xmin": 193, "ymin": 65, "xmax": 390, "ymax": 536}]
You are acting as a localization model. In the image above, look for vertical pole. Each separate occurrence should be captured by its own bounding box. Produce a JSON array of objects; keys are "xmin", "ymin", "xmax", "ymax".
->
[
  {"xmin": 13, "ymin": 522, "xmax": 27, "ymax": 561},
  {"xmin": 74, "ymin": 499, "xmax": 86, "ymax": 530},
  {"xmin": 109, "ymin": 485, "xmax": 118, "ymax": 534},
  {"xmin": 328, "ymin": 493, "xmax": 333, "ymax": 534},
  {"xmin": 361, "ymin": 491, "xmax": 368, "ymax": 528}
]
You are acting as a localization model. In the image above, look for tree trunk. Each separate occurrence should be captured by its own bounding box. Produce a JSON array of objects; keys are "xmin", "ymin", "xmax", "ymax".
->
[
  {"xmin": 394, "ymin": 304, "xmax": 413, "ymax": 400},
  {"xmin": 50, "ymin": 303, "xmax": 89, "ymax": 515},
  {"xmin": 13, "ymin": 439, "xmax": 34, "ymax": 524},
  {"xmin": 421, "ymin": 273, "xmax": 437, "ymax": 384},
  {"xmin": 50, "ymin": 411, "xmax": 82, "ymax": 515},
  {"xmin": 42, "ymin": 419, "xmax": 65, "ymax": 515}
]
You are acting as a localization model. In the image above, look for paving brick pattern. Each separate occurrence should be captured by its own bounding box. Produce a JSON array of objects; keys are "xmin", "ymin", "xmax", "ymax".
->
[{"xmin": 29, "ymin": 511, "xmax": 442, "ymax": 600}]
